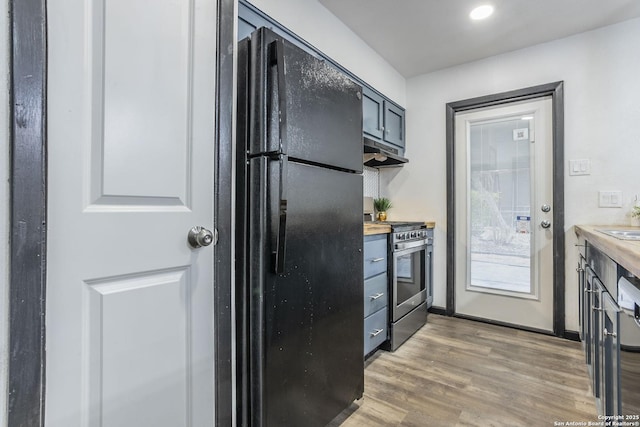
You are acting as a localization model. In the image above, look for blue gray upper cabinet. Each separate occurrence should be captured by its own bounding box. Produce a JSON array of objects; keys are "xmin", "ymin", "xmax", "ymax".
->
[
  {"xmin": 363, "ymin": 87, "xmax": 384, "ymax": 141},
  {"xmin": 363, "ymin": 87, "xmax": 405, "ymax": 155},
  {"xmin": 384, "ymin": 102, "xmax": 404, "ymax": 148},
  {"xmin": 238, "ymin": 3, "xmax": 318, "ymax": 58},
  {"xmin": 238, "ymin": 15, "xmax": 261, "ymax": 41},
  {"xmin": 238, "ymin": 3, "xmax": 273, "ymax": 40}
]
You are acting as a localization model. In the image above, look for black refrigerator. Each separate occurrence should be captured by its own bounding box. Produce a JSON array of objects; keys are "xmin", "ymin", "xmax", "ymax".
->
[{"xmin": 236, "ymin": 27, "xmax": 364, "ymax": 427}]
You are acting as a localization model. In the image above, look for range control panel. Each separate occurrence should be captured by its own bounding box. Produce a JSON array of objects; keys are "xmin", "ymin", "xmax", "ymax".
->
[{"xmin": 394, "ymin": 229, "xmax": 428, "ymax": 242}]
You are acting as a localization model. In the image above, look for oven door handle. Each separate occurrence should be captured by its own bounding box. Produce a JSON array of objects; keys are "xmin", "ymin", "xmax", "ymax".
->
[{"xmin": 395, "ymin": 239, "xmax": 428, "ymax": 251}]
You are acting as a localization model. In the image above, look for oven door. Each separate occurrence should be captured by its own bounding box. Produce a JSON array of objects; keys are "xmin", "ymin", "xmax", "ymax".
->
[{"xmin": 392, "ymin": 241, "xmax": 427, "ymax": 321}]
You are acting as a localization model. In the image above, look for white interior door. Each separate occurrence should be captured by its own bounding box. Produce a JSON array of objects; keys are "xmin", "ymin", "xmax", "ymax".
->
[
  {"xmin": 46, "ymin": 1, "xmax": 217, "ymax": 426},
  {"xmin": 454, "ymin": 98, "xmax": 554, "ymax": 332}
]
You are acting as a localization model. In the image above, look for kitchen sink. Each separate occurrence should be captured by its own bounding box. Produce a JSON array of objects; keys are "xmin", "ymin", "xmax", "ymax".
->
[{"xmin": 597, "ymin": 229, "xmax": 640, "ymax": 240}]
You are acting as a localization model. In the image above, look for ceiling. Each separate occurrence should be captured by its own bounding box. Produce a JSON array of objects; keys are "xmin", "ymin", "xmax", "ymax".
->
[{"xmin": 317, "ymin": 0, "xmax": 640, "ymax": 78}]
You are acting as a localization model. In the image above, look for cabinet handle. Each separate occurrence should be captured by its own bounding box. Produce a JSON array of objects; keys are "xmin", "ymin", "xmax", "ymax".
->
[
  {"xmin": 576, "ymin": 267, "xmax": 584, "ymax": 273},
  {"xmin": 604, "ymin": 328, "xmax": 617, "ymax": 338},
  {"xmin": 371, "ymin": 257, "xmax": 385, "ymax": 263},
  {"xmin": 592, "ymin": 306, "xmax": 603, "ymax": 312},
  {"xmin": 370, "ymin": 292, "xmax": 384, "ymax": 300},
  {"xmin": 370, "ymin": 328, "xmax": 384, "ymax": 337}
]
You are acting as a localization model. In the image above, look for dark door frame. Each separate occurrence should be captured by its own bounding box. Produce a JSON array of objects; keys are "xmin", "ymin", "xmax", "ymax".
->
[
  {"xmin": 445, "ymin": 81, "xmax": 566, "ymax": 337},
  {"xmin": 8, "ymin": 0, "xmax": 47, "ymax": 424},
  {"xmin": 8, "ymin": 0, "xmax": 236, "ymax": 424},
  {"xmin": 214, "ymin": 0, "xmax": 235, "ymax": 424}
]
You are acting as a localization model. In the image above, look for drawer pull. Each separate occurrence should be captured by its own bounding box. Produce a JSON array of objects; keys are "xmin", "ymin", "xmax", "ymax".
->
[
  {"xmin": 370, "ymin": 328, "xmax": 384, "ymax": 337},
  {"xmin": 370, "ymin": 257, "xmax": 385, "ymax": 263},
  {"xmin": 370, "ymin": 292, "xmax": 384, "ymax": 300}
]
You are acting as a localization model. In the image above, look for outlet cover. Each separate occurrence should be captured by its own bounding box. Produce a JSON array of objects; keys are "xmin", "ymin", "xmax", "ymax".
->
[
  {"xmin": 569, "ymin": 159, "xmax": 590, "ymax": 176},
  {"xmin": 599, "ymin": 191, "xmax": 623, "ymax": 208}
]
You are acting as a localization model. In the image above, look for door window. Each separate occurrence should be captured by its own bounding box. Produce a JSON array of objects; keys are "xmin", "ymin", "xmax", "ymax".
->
[{"xmin": 468, "ymin": 116, "xmax": 534, "ymax": 297}]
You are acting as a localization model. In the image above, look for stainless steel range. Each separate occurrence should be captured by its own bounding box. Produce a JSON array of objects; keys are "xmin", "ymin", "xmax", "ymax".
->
[{"xmin": 382, "ymin": 222, "xmax": 432, "ymax": 351}]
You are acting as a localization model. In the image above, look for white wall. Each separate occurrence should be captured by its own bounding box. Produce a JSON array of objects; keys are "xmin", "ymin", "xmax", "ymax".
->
[
  {"xmin": 1, "ymin": 0, "xmax": 10, "ymax": 423},
  {"xmin": 246, "ymin": 0, "xmax": 406, "ymax": 106},
  {"xmin": 383, "ymin": 17, "xmax": 640, "ymax": 331}
]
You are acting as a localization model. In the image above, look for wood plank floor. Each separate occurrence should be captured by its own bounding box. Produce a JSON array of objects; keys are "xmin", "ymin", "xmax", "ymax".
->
[{"xmin": 330, "ymin": 314, "xmax": 597, "ymax": 426}]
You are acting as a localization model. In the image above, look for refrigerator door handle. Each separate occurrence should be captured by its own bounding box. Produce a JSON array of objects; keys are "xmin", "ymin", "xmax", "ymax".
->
[
  {"xmin": 272, "ymin": 154, "xmax": 288, "ymax": 274},
  {"xmin": 269, "ymin": 40, "xmax": 288, "ymax": 154}
]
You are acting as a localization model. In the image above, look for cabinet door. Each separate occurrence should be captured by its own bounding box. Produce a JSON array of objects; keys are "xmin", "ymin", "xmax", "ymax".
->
[
  {"xmin": 426, "ymin": 241, "xmax": 433, "ymax": 308},
  {"xmin": 585, "ymin": 265, "xmax": 595, "ymax": 366},
  {"xmin": 602, "ymin": 291, "xmax": 621, "ymax": 417},
  {"xmin": 591, "ymin": 275, "xmax": 603, "ymax": 400},
  {"xmin": 364, "ymin": 234, "xmax": 387, "ymax": 279},
  {"xmin": 364, "ymin": 273, "xmax": 388, "ymax": 317},
  {"xmin": 238, "ymin": 2, "xmax": 319, "ymax": 58},
  {"xmin": 383, "ymin": 101, "xmax": 405, "ymax": 150},
  {"xmin": 362, "ymin": 87, "xmax": 384, "ymax": 141},
  {"xmin": 364, "ymin": 308, "xmax": 388, "ymax": 355},
  {"xmin": 579, "ymin": 255, "xmax": 586, "ymax": 342}
]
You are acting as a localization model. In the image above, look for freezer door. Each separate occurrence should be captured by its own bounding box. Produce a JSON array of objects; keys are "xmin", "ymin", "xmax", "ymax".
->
[
  {"xmin": 246, "ymin": 27, "xmax": 363, "ymax": 173},
  {"xmin": 247, "ymin": 157, "xmax": 364, "ymax": 427}
]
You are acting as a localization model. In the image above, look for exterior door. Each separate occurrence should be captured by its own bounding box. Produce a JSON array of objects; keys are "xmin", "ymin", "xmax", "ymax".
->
[
  {"xmin": 46, "ymin": 1, "xmax": 217, "ymax": 426},
  {"xmin": 454, "ymin": 98, "xmax": 554, "ymax": 331}
]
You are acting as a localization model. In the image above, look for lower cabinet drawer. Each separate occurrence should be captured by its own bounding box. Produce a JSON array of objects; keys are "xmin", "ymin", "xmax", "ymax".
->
[
  {"xmin": 364, "ymin": 234, "xmax": 387, "ymax": 279},
  {"xmin": 364, "ymin": 308, "xmax": 388, "ymax": 356},
  {"xmin": 364, "ymin": 273, "xmax": 388, "ymax": 317}
]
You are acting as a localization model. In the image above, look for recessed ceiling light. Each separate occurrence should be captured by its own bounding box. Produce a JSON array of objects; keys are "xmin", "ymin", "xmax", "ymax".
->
[
  {"xmin": 470, "ymin": 5, "xmax": 494, "ymax": 20},
  {"xmin": 521, "ymin": 116, "xmax": 534, "ymax": 120}
]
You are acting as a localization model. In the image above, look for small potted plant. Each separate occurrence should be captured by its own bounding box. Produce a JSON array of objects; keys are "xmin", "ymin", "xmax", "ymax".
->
[
  {"xmin": 632, "ymin": 204, "xmax": 640, "ymax": 227},
  {"xmin": 373, "ymin": 197, "xmax": 392, "ymax": 221}
]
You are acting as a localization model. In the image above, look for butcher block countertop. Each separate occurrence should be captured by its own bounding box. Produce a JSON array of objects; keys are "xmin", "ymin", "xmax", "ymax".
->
[
  {"xmin": 364, "ymin": 223, "xmax": 392, "ymax": 235},
  {"xmin": 363, "ymin": 221, "xmax": 436, "ymax": 236},
  {"xmin": 575, "ymin": 225, "xmax": 640, "ymax": 279}
]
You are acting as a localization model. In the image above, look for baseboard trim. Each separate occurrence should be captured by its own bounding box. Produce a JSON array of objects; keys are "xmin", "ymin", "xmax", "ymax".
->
[
  {"xmin": 428, "ymin": 306, "xmax": 447, "ymax": 316},
  {"xmin": 563, "ymin": 330, "xmax": 580, "ymax": 342}
]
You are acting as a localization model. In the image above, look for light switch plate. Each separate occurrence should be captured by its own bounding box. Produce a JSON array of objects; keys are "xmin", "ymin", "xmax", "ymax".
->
[
  {"xmin": 569, "ymin": 159, "xmax": 590, "ymax": 176},
  {"xmin": 599, "ymin": 191, "xmax": 623, "ymax": 208}
]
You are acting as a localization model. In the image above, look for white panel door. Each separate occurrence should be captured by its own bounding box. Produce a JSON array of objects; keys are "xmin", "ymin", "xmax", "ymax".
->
[
  {"xmin": 46, "ymin": 0, "xmax": 217, "ymax": 426},
  {"xmin": 454, "ymin": 98, "xmax": 554, "ymax": 332}
]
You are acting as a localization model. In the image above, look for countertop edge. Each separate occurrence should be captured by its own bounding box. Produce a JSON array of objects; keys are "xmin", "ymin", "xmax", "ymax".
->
[
  {"xmin": 575, "ymin": 225, "xmax": 640, "ymax": 279},
  {"xmin": 364, "ymin": 221, "xmax": 436, "ymax": 236},
  {"xmin": 364, "ymin": 224, "xmax": 391, "ymax": 236}
]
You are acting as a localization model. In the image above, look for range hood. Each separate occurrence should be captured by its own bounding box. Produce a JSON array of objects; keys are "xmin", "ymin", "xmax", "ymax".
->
[{"xmin": 363, "ymin": 137, "xmax": 408, "ymax": 168}]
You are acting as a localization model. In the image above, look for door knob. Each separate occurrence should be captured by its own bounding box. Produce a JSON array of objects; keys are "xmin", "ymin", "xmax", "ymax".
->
[
  {"xmin": 541, "ymin": 220, "xmax": 551, "ymax": 229},
  {"xmin": 188, "ymin": 226, "xmax": 216, "ymax": 248},
  {"xmin": 541, "ymin": 204, "xmax": 551, "ymax": 213}
]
